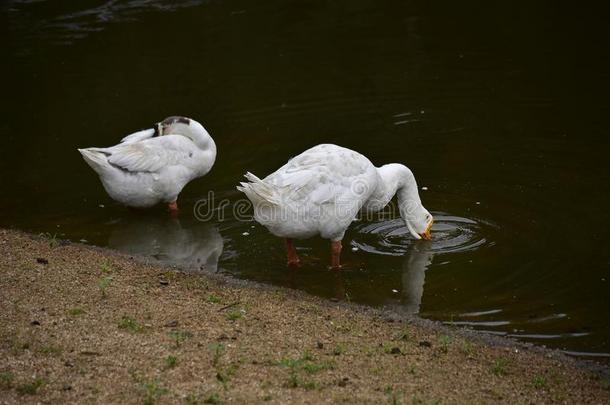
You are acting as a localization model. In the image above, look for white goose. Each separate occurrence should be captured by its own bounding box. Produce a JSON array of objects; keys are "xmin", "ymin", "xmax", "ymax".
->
[
  {"xmin": 237, "ymin": 144, "xmax": 433, "ymax": 268},
  {"xmin": 78, "ymin": 116, "xmax": 216, "ymax": 214}
]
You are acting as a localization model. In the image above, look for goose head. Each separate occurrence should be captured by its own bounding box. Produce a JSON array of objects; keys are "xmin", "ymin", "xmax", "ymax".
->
[
  {"xmin": 156, "ymin": 116, "xmax": 214, "ymax": 151},
  {"xmin": 403, "ymin": 205, "xmax": 433, "ymax": 241},
  {"xmin": 158, "ymin": 116, "xmax": 193, "ymax": 136}
]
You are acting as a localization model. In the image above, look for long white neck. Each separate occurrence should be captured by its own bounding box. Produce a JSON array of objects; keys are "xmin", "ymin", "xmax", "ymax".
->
[
  {"xmin": 367, "ymin": 163, "xmax": 421, "ymax": 212},
  {"xmin": 185, "ymin": 120, "xmax": 216, "ymax": 154}
]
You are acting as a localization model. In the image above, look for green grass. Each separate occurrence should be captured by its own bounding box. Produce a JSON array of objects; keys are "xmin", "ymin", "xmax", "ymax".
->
[
  {"xmin": 460, "ymin": 341, "xmax": 474, "ymax": 356},
  {"xmin": 226, "ymin": 310, "xmax": 243, "ymax": 321},
  {"xmin": 278, "ymin": 351, "xmax": 333, "ymax": 389},
  {"xmin": 602, "ymin": 377, "xmax": 610, "ymax": 390},
  {"xmin": 100, "ymin": 261, "xmax": 114, "ymax": 274},
  {"xmin": 209, "ymin": 343, "xmax": 225, "ymax": 367},
  {"xmin": 492, "ymin": 358, "xmax": 509, "ymax": 376},
  {"xmin": 141, "ymin": 379, "xmax": 168, "ymax": 405},
  {"xmin": 40, "ymin": 232, "xmax": 59, "ymax": 248},
  {"xmin": 384, "ymin": 386, "xmax": 402, "ymax": 405},
  {"xmin": 169, "ymin": 330, "xmax": 193, "ymax": 347},
  {"xmin": 438, "ymin": 335, "xmax": 452, "ymax": 353},
  {"xmin": 185, "ymin": 393, "xmax": 199, "ymax": 404},
  {"xmin": 332, "ymin": 344, "xmax": 345, "ymax": 356},
  {"xmin": 16, "ymin": 377, "xmax": 46, "ymax": 395},
  {"xmin": 207, "ymin": 294, "xmax": 221, "ymax": 303},
  {"xmin": 98, "ymin": 276, "xmax": 112, "ymax": 297},
  {"xmin": 0, "ymin": 372, "xmax": 14, "ymax": 388},
  {"xmin": 67, "ymin": 307, "xmax": 85, "ymax": 316},
  {"xmin": 38, "ymin": 344, "xmax": 61, "ymax": 355},
  {"xmin": 118, "ymin": 316, "xmax": 143, "ymax": 333},
  {"xmin": 533, "ymin": 375, "xmax": 547, "ymax": 389},
  {"xmin": 203, "ymin": 392, "xmax": 220, "ymax": 404},
  {"xmin": 164, "ymin": 355, "xmax": 178, "ymax": 369}
]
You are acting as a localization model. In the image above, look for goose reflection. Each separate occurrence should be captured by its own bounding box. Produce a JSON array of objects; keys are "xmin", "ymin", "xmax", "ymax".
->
[
  {"xmin": 108, "ymin": 216, "xmax": 223, "ymax": 272},
  {"xmin": 399, "ymin": 241, "xmax": 434, "ymax": 314}
]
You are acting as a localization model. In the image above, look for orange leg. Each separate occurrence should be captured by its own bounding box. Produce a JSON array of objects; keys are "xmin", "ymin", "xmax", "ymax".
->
[
  {"xmin": 330, "ymin": 240, "xmax": 342, "ymax": 270},
  {"xmin": 168, "ymin": 201, "xmax": 179, "ymax": 217},
  {"xmin": 285, "ymin": 238, "xmax": 301, "ymax": 267}
]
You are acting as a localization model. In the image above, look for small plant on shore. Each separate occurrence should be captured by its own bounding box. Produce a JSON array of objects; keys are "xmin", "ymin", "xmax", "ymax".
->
[
  {"xmin": 16, "ymin": 377, "xmax": 46, "ymax": 395},
  {"xmin": 384, "ymin": 386, "xmax": 402, "ymax": 405},
  {"xmin": 203, "ymin": 392, "xmax": 220, "ymax": 404},
  {"xmin": 100, "ymin": 261, "xmax": 114, "ymax": 274},
  {"xmin": 460, "ymin": 340, "xmax": 474, "ymax": 357},
  {"xmin": 169, "ymin": 330, "xmax": 193, "ymax": 348},
  {"xmin": 0, "ymin": 372, "xmax": 14, "ymax": 389},
  {"xmin": 601, "ymin": 377, "xmax": 610, "ymax": 390},
  {"xmin": 226, "ymin": 310, "xmax": 243, "ymax": 321},
  {"xmin": 278, "ymin": 352, "xmax": 332, "ymax": 389},
  {"xmin": 39, "ymin": 344, "xmax": 61, "ymax": 355},
  {"xmin": 332, "ymin": 344, "xmax": 345, "ymax": 356},
  {"xmin": 185, "ymin": 393, "xmax": 199, "ymax": 404},
  {"xmin": 68, "ymin": 307, "xmax": 85, "ymax": 316},
  {"xmin": 118, "ymin": 316, "xmax": 143, "ymax": 333},
  {"xmin": 438, "ymin": 335, "xmax": 452, "ymax": 353},
  {"xmin": 207, "ymin": 294, "xmax": 221, "ymax": 303},
  {"xmin": 533, "ymin": 375, "xmax": 547, "ymax": 389},
  {"xmin": 209, "ymin": 343, "xmax": 225, "ymax": 367},
  {"xmin": 99, "ymin": 276, "xmax": 112, "ymax": 298},
  {"xmin": 216, "ymin": 363, "xmax": 239, "ymax": 390},
  {"xmin": 492, "ymin": 358, "xmax": 509, "ymax": 376},
  {"xmin": 164, "ymin": 355, "xmax": 178, "ymax": 369},
  {"xmin": 40, "ymin": 232, "xmax": 59, "ymax": 248},
  {"xmin": 141, "ymin": 379, "xmax": 168, "ymax": 405}
]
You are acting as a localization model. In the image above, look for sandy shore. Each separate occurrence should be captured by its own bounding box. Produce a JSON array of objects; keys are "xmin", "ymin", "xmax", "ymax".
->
[{"xmin": 0, "ymin": 228, "xmax": 608, "ymax": 404}]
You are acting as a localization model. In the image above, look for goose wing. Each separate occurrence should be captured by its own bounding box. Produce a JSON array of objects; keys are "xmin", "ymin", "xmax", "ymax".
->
[{"xmin": 104, "ymin": 135, "xmax": 196, "ymax": 174}]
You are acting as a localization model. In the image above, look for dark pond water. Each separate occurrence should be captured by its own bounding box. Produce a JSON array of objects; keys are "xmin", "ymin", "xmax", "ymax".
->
[{"xmin": 2, "ymin": 0, "xmax": 609, "ymax": 360}]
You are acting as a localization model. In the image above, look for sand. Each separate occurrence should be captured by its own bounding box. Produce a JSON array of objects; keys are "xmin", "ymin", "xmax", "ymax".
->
[{"xmin": 0, "ymin": 228, "xmax": 608, "ymax": 404}]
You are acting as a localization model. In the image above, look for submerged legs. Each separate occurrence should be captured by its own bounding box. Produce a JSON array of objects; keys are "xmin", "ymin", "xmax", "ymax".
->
[
  {"xmin": 330, "ymin": 240, "xmax": 342, "ymax": 269},
  {"xmin": 168, "ymin": 201, "xmax": 179, "ymax": 217},
  {"xmin": 285, "ymin": 238, "xmax": 301, "ymax": 267}
]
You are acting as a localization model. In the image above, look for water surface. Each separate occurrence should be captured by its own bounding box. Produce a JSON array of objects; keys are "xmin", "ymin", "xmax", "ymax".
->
[{"xmin": 2, "ymin": 0, "xmax": 609, "ymax": 359}]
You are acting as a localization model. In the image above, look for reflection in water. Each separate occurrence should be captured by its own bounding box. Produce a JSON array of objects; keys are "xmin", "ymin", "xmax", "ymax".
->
[
  {"xmin": 400, "ymin": 242, "xmax": 434, "ymax": 314},
  {"xmin": 108, "ymin": 216, "xmax": 223, "ymax": 272}
]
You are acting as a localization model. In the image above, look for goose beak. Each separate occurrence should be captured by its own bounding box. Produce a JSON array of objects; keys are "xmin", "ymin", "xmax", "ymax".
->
[{"xmin": 419, "ymin": 219, "xmax": 433, "ymax": 241}]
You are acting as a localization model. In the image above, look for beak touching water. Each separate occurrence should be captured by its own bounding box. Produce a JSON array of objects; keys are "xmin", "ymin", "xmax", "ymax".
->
[{"xmin": 419, "ymin": 218, "xmax": 433, "ymax": 241}]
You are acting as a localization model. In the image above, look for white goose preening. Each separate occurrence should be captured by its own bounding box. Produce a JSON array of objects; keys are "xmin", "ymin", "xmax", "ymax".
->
[
  {"xmin": 78, "ymin": 116, "xmax": 216, "ymax": 214},
  {"xmin": 237, "ymin": 144, "xmax": 433, "ymax": 268}
]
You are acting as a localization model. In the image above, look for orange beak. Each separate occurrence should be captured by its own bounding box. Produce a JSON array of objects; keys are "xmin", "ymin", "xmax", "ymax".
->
[{"xmin": 419, "ymin": 219, "xmax": 433, "ymax": 240}]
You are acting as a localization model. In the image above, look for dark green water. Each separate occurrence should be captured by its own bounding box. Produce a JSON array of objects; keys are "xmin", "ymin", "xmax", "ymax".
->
[{"xmin": 2, "ymin": 1, "xmax": 609, "ymax": 359}]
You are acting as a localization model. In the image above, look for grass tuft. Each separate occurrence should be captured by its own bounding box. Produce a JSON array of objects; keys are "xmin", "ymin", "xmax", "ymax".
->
[
  {"xmin": 16, "ymin": 377, "xmax": 46, "ymax": 395},
  {"xmin": 118, "ymin": 316, "xmax": 143, "ymax": 333},
  {"xmin": 164, "ymin": 355, "xmax": 178, "ymax": 369},
  {"xmin": 533, "ymin": 375, "xmax": 547, "ymax": 389},
  {"xmin": 141, "ymin": 379, "xmax": 168, "ymax": 405},
  {"xmin": 169, "ymin": 330, "xmax": 193, "ymax": 347},
  {"xmin": 99, "ymin": 276, "xmax": 112, "ymax": 298},
  {"xmin": 203, "ymin": 392, "xmax": 220, "ymax": 404},
  {"xmin": 68, "ymin": 307, "xmax": 85, "ymax": 316},
  {"xmin": 207, "ymin": 294, "xmax": 221, "ymax": 303},
  {"xmin": 492, "ymin": 358, "xmax": 509, "ymax": 376}
]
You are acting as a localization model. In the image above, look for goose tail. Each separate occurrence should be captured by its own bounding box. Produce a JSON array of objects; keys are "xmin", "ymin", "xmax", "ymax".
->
[
  {"xmin": 78, "ymin": 148, "xmax": 112, "ymax": 175},
  {"xmin": 236, "ymin": 172, "xmax": 280, "ymax": 206}
]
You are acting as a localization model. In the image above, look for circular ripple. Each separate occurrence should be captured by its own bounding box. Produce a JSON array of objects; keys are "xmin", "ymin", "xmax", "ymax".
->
[{"xmin": 351, "ymin": 212, "xmax": 494, "ymax": 256}]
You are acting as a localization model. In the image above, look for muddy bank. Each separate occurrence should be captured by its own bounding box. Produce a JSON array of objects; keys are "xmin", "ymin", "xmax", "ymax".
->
[{"xmin": 0, "ymin": 229, "xmax": 608, "ymax": 404}]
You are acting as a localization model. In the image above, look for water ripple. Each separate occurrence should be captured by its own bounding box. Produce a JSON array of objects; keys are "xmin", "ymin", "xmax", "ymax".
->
[{"xmin": 351, "ymin": 212, "xmax": 495, "ymax": 256}]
